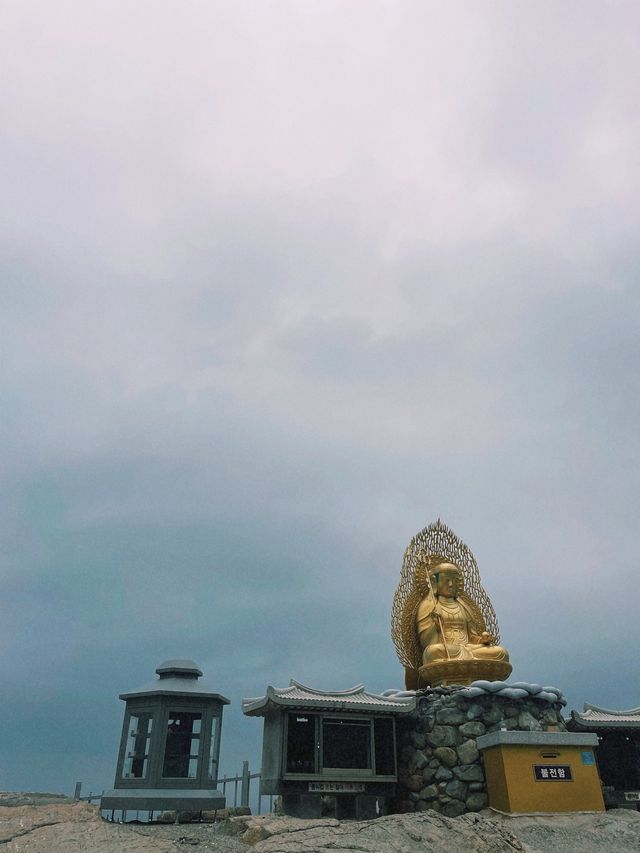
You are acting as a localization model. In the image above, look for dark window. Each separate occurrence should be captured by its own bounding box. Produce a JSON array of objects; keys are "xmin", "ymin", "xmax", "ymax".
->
[
  {"xmin": 322, "ymin": 719, "xmax": 371, "ymax": 769},
  {"xmin": 597, "ymin": 733, "xmax": 640, "ymax": 790},
  {"xmin": 286, "ymin": 714, "xmax": 316, "ymax": 773},
  {"xmin": 162, "ymin": 711, "xmax": 201, "ymax": 778},
  {"xmin": 374, "ymin": 718, "xmax": 395, "ymax": 775}
]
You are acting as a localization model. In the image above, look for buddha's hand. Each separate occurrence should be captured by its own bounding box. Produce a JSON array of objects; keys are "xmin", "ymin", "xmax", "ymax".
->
[{"xmin": 478, "ymin": 631, "xmax": 494, "ymax": 644}]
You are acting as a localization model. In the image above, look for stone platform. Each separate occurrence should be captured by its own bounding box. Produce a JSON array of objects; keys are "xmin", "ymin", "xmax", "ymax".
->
[{"xmin": 393, "ymin": 680, "xmax": 567, "ymax": 817}]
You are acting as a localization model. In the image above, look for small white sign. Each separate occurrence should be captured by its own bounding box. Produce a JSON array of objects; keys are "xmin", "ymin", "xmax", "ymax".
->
[
  {"xmin": 308, "ymin": 782, "xmax": 365, "ymax": 793},
  {"xmin": 625, "ymin": 791, "xmax": 640, "ymax": 801}
]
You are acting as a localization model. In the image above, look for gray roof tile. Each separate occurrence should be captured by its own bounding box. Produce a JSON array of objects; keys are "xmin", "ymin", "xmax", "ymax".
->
[{"xmin": 242, "ymin": 680, "xmax": 416, "ymax": 716}]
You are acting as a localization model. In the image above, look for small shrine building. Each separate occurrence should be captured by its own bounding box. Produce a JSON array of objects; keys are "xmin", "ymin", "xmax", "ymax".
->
[
  {"xmin": 101, "ymin": 659, "xmax": 229, "ymax": 818},
  {"xmin": 242, "ymin": 680, "xmax": 415, "ymax": 819},
  {"xmin": 568, "ymin": 703, "xmax": 640, "ymax": 809}
]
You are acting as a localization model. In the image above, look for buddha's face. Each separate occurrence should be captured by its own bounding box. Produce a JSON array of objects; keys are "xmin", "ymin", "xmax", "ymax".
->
[{"xmin": 435, "ymin": 565, "xmax": 460, "ymax": 597}]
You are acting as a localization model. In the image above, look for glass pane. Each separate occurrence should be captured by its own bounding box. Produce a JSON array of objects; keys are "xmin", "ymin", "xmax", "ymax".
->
[
  {"xmin": 122, "ymin": 712, "xmax": 153, "ymax": 779},
  {"xmin": 374, "ymin": 718, "xmax": 395, "ymax": 775},
  {"xmin": 208, "ymin": 716, "xmax": 220, "ymax": 781},
  {"xmin": 286, "ymin": 714, "xmax": 316, "ymax": 774},
  {"xmin": 322, "ymin": 719, "xmax": 371, "ymax": 770},
  {"xmin": 162, "ymin": 711, "xmax": 202, "ymax": 778},
  {"xmin": 129, "ymin": 712, "xmax": 153, "ymax": 738},
  {"xmin": 188, "ymin": 758, "xmax": 198, "ymax": 778}
]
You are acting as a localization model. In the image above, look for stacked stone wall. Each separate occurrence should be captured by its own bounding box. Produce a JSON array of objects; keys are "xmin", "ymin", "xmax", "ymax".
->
[{"xmin": 394, "ymin": 685, "xmax": 567, "ymax": 817}]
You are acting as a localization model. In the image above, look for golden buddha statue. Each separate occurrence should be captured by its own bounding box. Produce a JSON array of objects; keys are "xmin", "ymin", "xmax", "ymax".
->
[{"xmin": 391, "ymin": 520, "xmax": 512, "ymax": 689}]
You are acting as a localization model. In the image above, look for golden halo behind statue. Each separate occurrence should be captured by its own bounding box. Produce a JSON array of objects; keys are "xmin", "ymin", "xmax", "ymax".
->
[{"xmin": 391, "ymin": 520, "xmax": 501, "ymax": 674}]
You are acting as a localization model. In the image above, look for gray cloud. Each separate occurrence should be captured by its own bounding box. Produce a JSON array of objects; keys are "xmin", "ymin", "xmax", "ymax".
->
[{"xmin": 1, "ymin": 0, "xmax": 639, "ymax": 795}]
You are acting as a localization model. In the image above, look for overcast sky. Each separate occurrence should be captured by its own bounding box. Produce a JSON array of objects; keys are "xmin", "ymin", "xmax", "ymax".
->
[{"xmin": 1, "ymin": 0, "xmax": 639, "ymax": 796}]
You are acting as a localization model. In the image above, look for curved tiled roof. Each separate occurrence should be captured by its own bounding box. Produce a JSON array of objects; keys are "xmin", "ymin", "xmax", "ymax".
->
[
  {"xmin": 570, "ymin": 703, "xmax": 640, "ymax": 729},
  {"xmin": 242, "ymin": 680, "xmax": 416, "ymax": 716}
]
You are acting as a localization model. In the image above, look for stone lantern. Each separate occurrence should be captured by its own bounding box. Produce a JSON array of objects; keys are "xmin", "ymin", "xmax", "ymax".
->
[{"xmin": 101, "ymin": 659, "xmax": 229, "ymax": 815}]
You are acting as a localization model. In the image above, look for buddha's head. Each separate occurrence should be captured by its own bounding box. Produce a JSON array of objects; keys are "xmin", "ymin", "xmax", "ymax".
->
[{"xmin": 430, "ymin": 560, "xmax": 462, "ymax": 598}]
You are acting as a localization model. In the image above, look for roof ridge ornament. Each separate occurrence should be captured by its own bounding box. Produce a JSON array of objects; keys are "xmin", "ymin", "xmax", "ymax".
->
[
  {"xmin": 584, "ymin": 703, "xmax": 640, "ymax": 715},
  {"xmin": 288, "ymin": 679, "xmax": 366, "ymax": 696}
]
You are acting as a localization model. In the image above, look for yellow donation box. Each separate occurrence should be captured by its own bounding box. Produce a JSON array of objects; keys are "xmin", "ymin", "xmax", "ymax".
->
[{"xmin": 477, "ymin": 731, "xmax": 604, "ymax": 813}]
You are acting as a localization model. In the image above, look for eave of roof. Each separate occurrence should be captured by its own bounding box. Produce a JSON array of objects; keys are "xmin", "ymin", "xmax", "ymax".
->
[
  {"xmin": 242, "ymin": 679, "xmax": 416, "ymax": 717},
  {"xmin": 569, "ymin": 703, "xmax": 640, "ymax": 729},
  {"xmin": 120, "ymin": 677, "xmax": 230, "ymax": 704}
]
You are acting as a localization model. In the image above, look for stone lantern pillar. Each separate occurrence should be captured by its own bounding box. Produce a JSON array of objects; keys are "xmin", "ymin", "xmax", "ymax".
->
[{"xmin": 101, "ymin": 659, "xmax": 229, "ymax": 816}]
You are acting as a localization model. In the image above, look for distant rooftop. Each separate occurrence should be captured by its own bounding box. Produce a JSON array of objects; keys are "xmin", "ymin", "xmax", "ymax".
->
[
  {"xmin": 242, "ymin": 680, "xmax": 416, "ymax": 716},
  {"xmin": 569, "ymin": 703, "xmax": 640, "ymax": 730}
]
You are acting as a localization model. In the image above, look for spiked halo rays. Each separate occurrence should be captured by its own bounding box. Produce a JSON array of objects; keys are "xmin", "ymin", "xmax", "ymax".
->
[{"xmin": 391, "ymin": 520, "xmax": 501, "ymax": 670}]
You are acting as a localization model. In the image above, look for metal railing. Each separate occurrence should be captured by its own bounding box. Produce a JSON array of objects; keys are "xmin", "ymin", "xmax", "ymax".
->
[
  {"xmin": 219, "ymin": 761, "xmax": 273, "ymax": 815},
  {"xmin": 73, "ymin": 783, "xmax": 104, "ymax": 803}
]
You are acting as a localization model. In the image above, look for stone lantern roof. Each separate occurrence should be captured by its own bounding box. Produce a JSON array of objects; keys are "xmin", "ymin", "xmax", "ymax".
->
[
  {"xmin": 120, "ymin": 659, "xmax": 230, "ymax": 703},
  {"xmin": 156, "ymin": 659, "xmax": 203, "ymax": 677}
]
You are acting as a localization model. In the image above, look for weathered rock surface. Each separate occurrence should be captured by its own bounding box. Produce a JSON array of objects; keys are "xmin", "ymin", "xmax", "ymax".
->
[
  {"xmin": 499, "ymin": 809, "xmax": 640, "ymax": 853},
  {"xmin": 0, "ymin": 792, "xmax": 76, "ymax": 807},
  {"xmin": 243, "ymin": 811, "xmax": 528, "ymax": 851},
  {"xmin": 0, "ymin": 802, "xmax": 177, "ymax": 852},
  {"xmin": 241, "ymin": 810, "xmax": 640, "ymax": 852},
  {"xmin": 3, "ymin": 796, "xmax": 640, "ymax": 852}
]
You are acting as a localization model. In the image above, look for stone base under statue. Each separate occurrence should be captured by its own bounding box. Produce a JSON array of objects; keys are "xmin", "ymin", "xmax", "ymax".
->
[
  {"xmin": 394, "ymin": 680, "xmax": 568, "ymax": 817},
  {"xmin": 418, "ymin": 658, "xmax": 512, "ymax": 688}
]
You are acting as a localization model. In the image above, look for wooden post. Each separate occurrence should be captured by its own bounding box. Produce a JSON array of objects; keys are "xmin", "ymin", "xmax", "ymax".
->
[{"xmin": 240, "ymin": 761, "xmax": 250, "ymax": 808}]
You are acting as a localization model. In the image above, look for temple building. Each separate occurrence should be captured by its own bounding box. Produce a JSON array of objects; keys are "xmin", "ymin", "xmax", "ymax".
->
[
  {"xmin": 242, "ymin": 680, "xmax": 415, "ymax": 819},
  {"xmin": 568, "ymin": 703, "xmax": 640, "ymax": 810}
]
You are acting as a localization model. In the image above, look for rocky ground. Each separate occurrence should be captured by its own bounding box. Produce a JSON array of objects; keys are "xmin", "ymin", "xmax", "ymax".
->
[{"xmin": 2, "ymin": 795, "xmax": 640, "ymax": 852}]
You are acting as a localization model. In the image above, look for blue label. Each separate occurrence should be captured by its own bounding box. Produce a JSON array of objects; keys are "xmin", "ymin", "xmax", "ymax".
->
[{"xmin": 581, "ymin": 751, "xmax": 595, "ymax": 765}]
